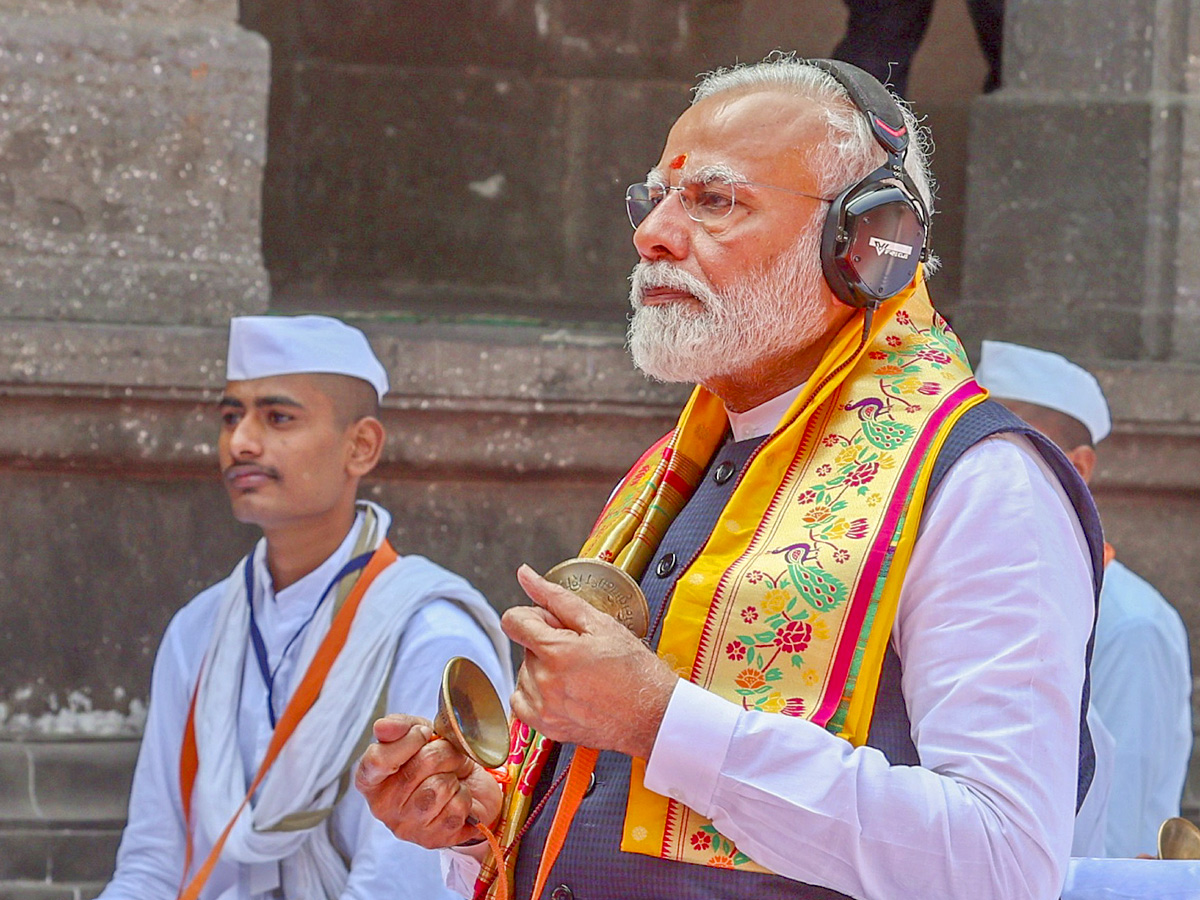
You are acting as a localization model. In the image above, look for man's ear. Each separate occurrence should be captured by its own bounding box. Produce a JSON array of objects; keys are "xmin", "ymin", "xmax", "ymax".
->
[
  {"xmin": 1066, "ymin": 444, "xmax": 1096, "ymax": 486},
  {"xmin": 346, "ymin": 416, "xmax": 386, "ymax": 478}
]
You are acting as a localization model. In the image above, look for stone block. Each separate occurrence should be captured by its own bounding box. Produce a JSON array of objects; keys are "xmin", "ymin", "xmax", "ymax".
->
[
  {"xmin": 41, "ymin": 832, "xmax": 120, "ymax": 883},
  {"xmin": 0, "ymin": 472, "xmax": 255, "ymax": 724},
  {"xmin": 0, "ymin": 828, "xmax": 119, "ymax": 882},
  {"xmin": 0, "ymin": 745, "xmax": 34, "ymax": 820},
  {"xmin": 959, "ymin": 94, "xmax": 1186, "ymax": 360},
  {"xmin": 1005, "ymin": 0, "xmax": 1169, "ymax": 95},
  {"xmin": 0, "ymin": 321, "xmax": 227, "ymax": 391},
  {"xmin": 267, "ymin": 65, "xmax": 689, "ymax": 321},
  {"xmin": 28, "ymin": 741, "xmax": 137, "ymax": 822},
  {"xmin": 0, "ymin": 829, "xmax": 50, "ymax": 881},
  {"xmin": 0, "ymin": 12, "xmax": 269, "ymax": 324},
  {"xmin": 0, "ymin": 0, "xmax": 236, "ymax": 19},
  {"xmin": 0, "ymin": 255, "xmax": 267, "ymax": 327},
  {"xmin": 249, "ymin": 0, "xmax": 742, "ymax": 79},
  {"xmin": 0, "ymin": 883, "xmax": 78, "ymax": 900}
]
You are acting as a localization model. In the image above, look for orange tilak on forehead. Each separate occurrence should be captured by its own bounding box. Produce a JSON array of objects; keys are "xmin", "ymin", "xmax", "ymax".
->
[{"xmin": 669, "ymin": 153, "xmax": 688, "ymax": 170}]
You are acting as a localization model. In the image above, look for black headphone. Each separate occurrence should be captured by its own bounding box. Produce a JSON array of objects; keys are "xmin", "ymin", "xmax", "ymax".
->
[{"xmin": 808, "ymin": 59, "xmax": 930, "ymax": 310}]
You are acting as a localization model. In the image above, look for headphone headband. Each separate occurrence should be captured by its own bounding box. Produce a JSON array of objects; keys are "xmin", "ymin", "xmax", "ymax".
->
[
  {"xmin": 806, "ymin": 59, "xmax": 910, "ymax": 158},
  {"xmin": 804, "ymin": 58, "xmax": 931, "ymax": 310}
]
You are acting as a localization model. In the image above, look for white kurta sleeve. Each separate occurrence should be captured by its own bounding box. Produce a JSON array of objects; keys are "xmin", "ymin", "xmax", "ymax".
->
[
  {"xmin": 644, "ymin": 436, "xmax": 1095, "ymax": 900},
  {"xmin": 338, "ymin": 597, "xmax": 512, "ymax": 900}
]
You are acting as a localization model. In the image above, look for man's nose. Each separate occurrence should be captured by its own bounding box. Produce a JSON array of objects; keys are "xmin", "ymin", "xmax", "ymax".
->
[
  {"xmin": 228, "ymin": 415, "xmax": 262, "ymax": 457},
  {"xmin": 632, "ymin": 193, "xmax": 692, "ymax": 262}
]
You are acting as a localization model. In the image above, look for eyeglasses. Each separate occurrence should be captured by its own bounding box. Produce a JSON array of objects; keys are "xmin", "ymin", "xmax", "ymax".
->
[{"xmin": 625, "ymin": 178, "xmax": 833, "ymax": 230}]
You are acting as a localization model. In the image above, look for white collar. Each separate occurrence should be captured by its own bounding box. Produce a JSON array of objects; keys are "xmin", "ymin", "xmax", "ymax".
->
[
  {"xmin": 254, "ymin": 509, "xmax": 366, "ymax": 607},
  {"xmin": 725, "ymin": 383, "xmax": 806, "ymax": 442}
]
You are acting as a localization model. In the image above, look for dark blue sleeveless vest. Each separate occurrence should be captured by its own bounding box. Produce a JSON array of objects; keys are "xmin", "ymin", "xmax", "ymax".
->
[{"xmin": 512, "ymin": 400, "xmax": 1103, "ymax": 900}]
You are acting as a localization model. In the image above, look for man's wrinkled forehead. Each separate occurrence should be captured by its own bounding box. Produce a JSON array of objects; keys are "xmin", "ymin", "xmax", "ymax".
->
[{"xmin": 650, "ymin": 89, "xmax": 828, "ymax": 183}]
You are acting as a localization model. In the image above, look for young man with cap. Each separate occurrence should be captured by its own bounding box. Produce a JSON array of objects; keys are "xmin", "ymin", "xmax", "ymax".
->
[
  {"xmin": 98, "ymin": 315, "xmax": 512, "ymax": 899},
  {"xmin": 975, "ymin": 339, "xmax": 1192, "ymax": 858}
]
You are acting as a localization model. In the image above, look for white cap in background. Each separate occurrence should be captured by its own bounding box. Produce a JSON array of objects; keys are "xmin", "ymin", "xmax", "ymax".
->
[{"xmin": 975, "ymin": 339, "xmax": 1111, "ymax": 444}]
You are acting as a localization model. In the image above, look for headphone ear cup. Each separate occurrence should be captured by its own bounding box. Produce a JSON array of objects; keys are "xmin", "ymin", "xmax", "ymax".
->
[
  {"xmin": 822, "ymin": 179, "xmax": 926, "ymax": 309},
  {"xmin": 820, "ymin": 182, "xmax": 861, "ymax": 307}
]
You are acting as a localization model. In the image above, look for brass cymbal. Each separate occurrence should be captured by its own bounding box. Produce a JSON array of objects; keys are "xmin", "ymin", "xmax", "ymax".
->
[
  {"xmin": 544, "ymin": 557, "xmax": 650, "ymax": 639},
  {"xmin": 433, "ymin": 657, "xmax": 510, "ymax": 770},
  {"xmin": 1158, "ymin": 816, "xmax": 1200, "ymax": 860}
]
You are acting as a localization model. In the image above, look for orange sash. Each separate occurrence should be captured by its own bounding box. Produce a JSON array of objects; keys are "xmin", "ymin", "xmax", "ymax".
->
[{"xmin": 176, "ymin": 541, "xmax": 398, "ymax": 900}]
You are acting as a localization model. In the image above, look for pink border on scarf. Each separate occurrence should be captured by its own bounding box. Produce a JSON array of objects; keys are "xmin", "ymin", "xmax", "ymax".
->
[{"xmin": 812, "ymin": 379, "xmax": 985, "ymax": 727}]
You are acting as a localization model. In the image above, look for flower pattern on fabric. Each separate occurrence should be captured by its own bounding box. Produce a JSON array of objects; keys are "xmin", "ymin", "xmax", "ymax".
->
[
  {"xmin": 774, "ymin": 620, "xmax": 812, "ymax": 653},
  {"xmin": 761, "ymin": 589, "xmax": 789, "ymax": 615},
  {"xmin": 689, "ymin": 825, "xmax": 752, "ymax": 869},
  {"xmin": 706, "ymin": 306, "xmax": 974, "ymax": 735},
  {"xmin": 782, "ymin": 697, "xmax": 806, "ymax": 716}
]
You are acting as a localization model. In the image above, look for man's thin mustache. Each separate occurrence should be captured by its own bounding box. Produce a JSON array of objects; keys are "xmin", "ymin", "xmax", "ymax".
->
[{"xmin": 223, "ymin": 462, "xmax": 280, "ymax": 481}]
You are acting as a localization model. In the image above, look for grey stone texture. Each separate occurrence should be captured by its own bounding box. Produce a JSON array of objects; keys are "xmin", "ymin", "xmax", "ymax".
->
[
  {"xmin": 0, "ymin": 8, "xmax": 269, "ymax": 325},
  {"xmin": 263, "ymin": 66, "xmax": 694, "ymax": 322},
  {"xmin": 0, "ymin": 885, "xmax": 105, "ymax": 900},
  {"xmin": 0, "ymin": 0, "xmax": 268, "ymax": 890},
  {"xmin": 958, "ymin": 0, "xmax": 1200, "ymax": 362},
  {"xmin": 0, "ymin": 739, "xmax": 133, "ymax": 893},
  {"xmin": 246, "ymin": 0, "xmax": 750, "ymax": 322}
]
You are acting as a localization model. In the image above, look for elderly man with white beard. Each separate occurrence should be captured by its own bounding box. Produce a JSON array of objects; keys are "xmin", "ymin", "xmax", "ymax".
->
[{"xmin": 355, "ymin": 56, "xmax": 1104, "ymax": 900}]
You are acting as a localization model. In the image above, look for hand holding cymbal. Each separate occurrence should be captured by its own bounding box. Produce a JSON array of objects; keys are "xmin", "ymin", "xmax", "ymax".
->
[
  {"xmin": 543, "ymin": 557, "xmax": 650, "ymax": 639},
  {"xmin": 433, "ymin": 656, "xmax": 510, "ymax": 770}
]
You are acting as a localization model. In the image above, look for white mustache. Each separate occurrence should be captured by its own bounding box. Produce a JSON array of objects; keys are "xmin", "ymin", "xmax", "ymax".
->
[{"xmin": 629, "ymin": 261, "xmax": 717, "ymax": 308}]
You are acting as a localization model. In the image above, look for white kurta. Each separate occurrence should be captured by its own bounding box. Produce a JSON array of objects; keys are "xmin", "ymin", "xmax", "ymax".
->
[
  {"xmin": 1090, "ymin": 558, "xmax": 1192, "ymax": 858},
  {"xmin": 100, "ymin": 510, "xmax": 513, "ymax": 900},
  {"xmin": 446, "ymin": 411, "xmax": 1096, "ymax": 899}
]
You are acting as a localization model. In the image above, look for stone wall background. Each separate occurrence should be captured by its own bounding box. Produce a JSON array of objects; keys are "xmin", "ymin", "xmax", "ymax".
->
[{"xmin": 2, "ymin": 0, "xmax": 1199, "ymax": 895}]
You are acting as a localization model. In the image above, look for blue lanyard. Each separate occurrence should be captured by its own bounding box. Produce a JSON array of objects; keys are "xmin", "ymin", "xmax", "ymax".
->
[{"xmin": 244, "ymin": 548, "xmax": 374, "ymax": 728}]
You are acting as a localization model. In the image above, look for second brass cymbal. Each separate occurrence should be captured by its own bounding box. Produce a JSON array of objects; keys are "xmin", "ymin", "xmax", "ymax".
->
[
  {"xmin": 433, "ymin": 656, "xmax": 510, "ymax": 770},
  {"xmin": 544, "ymin": 557, "xmax": 650, "ymax": 639},
  {"xmin": 1158, "ymin": 816, "xmax": 1200, "ymax": 860}
]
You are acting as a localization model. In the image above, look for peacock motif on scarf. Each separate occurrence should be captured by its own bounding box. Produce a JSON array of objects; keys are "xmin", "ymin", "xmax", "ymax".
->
[
  {"xmin": 774, "ymin": 542, "xmax": 848, "ymax": 612},
  {"xmin": 843, "ymin": 397, "xmax": 916, "ymax": 450}
]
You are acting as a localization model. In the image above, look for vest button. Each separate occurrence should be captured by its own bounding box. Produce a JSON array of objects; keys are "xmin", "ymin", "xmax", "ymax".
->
[
  {"xmin": 713, "ymin": 459, "xmax": 736, "ymax": 485},
  {"xmin": 551, "ymin": 886, "xmax": 574, "ymax": 900},
  {"xmin": 583, "ymin": 770, "xmax": 597, "ymax": 797},
  {"xmin": 655, "ymin": 553, "xmax": 677, "ymax": 578}
]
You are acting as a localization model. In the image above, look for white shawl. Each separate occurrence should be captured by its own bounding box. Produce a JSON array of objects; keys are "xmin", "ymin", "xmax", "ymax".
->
[{"xmin": 188, "ymin": 502, "xmax": 507, "ymax": 898}]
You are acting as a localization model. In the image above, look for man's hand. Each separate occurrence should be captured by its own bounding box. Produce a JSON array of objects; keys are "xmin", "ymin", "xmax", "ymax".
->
[
  {"xmin": 355, "ymin": 714, "xmax": 503, "ymax": 849},
  {"xmin": 503, "ymin": 564, "xmax": 679, "ymax": 760}
]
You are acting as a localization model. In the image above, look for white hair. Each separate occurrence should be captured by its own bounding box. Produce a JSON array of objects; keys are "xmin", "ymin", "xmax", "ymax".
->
[{"xmin": 691, "ymin": 54, "xmax": 937, "ymax": 220}]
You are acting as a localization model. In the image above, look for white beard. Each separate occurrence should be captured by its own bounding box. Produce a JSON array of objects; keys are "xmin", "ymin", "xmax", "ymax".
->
[{"xmin": 627, "ymin": 222, "xmax": 829, "ymax": 385}]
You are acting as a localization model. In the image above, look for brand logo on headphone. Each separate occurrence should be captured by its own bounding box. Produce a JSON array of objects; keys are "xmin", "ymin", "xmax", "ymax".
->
[{"xmin": 868, "ymin": 237, "xmax": 914, "ymax": 260}]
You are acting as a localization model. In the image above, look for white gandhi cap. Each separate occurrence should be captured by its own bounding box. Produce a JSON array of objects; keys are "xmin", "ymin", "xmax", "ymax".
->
[
  {"xmin": 226, "ymin": 315, "xmax": 390, "ymax": 402},
  {"xmin": 974, "ymin": 339, "xmax": 1111, "ymax": 444}
]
